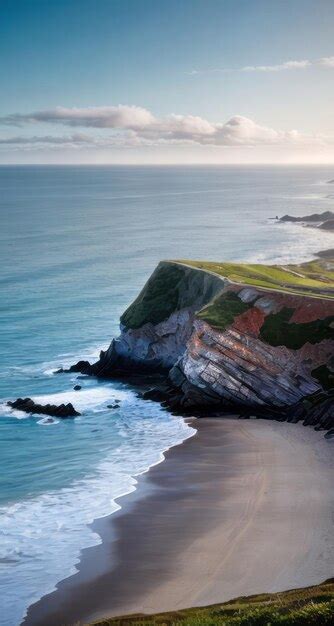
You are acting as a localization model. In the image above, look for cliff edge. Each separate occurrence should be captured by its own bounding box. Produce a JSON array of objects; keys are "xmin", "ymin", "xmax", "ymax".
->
[{"xmin": 73, "ymin": 257, "xmax": 334, "ymax": 432}]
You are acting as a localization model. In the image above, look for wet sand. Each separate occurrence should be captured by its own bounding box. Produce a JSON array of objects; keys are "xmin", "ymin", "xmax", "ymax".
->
[{"xmin": 23, "ymin": 417, "xmax": 334, "ymax": 626}]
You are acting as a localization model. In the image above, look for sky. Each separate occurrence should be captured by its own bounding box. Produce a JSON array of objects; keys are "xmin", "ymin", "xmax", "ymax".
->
[{"xmin": 1, "ymin": 0, "xmax": 334, "ymax": 164}]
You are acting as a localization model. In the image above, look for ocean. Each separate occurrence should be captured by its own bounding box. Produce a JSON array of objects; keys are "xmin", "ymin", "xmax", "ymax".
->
[{"xmin": 1, "ymin": 165, "xmax": 333, "ymax": 626}]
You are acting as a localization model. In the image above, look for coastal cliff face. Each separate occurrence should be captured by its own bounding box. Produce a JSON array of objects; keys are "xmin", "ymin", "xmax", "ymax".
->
[
  {"xmin": 95, "ymin": 262, "xmax": 224, "ymax": 374},
  {"xmin": 90, "ymin": 259, "xmax": 334, "ymax": 430}
]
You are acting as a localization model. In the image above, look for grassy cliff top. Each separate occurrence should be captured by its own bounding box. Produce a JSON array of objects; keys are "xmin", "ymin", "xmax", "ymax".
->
[
  {"xmin": 176, "ymin": 256, "xmax": 334, "ymax": 299},
  {"xmin": 121, "ymin": 256, "xmax": 334, "ymax": 330},
  {"xmin": 89, "ymin": 579, "xmax": 334, "ymax": 625}
]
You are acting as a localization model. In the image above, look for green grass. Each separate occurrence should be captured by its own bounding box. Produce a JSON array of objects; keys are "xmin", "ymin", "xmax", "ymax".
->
[
  {"xmin": 120, "ymin": 256, "xmax": 334, "ymax": 330},
  {"xmin": 177, "ymin": 258, "xmax": 334, "ymax": 299},
  {"xmin": 259, "ymin": 308, "xmax": 334, "ymax": 350},
  {"xmin": 88, "ymin": 579, "xmax": 334, "ymax": 625},
  {"xmin": 197, "ymin": 291, "xmax": 252, "ymax": 330},
  {"xmin": 121, "ymin": 264, "xmax": 187, "ymax": 329}
]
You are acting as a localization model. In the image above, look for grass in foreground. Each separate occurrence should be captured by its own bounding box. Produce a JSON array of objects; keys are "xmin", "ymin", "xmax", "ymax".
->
[
  {"xmin": 89, "ymin": 579, "xmax": 334, "ymax": 626},
  {"xmin": 178, "ymin": 258, "xmax": 334, "ymax": 298}
]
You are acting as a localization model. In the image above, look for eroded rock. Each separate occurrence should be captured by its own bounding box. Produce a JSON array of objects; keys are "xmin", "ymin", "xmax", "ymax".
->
[{"xmin": 7, "ymin": 398, "xmax": 80, "ymax": 418}]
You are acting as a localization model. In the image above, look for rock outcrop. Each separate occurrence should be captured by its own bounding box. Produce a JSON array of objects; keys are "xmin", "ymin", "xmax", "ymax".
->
[
  {"xmin": 7, "ymin": 398, "xmax": 80, "ymax": 418},
  {"xmin": 316, "ymin": 248, "xmax": 334, "ymax": 259},
  {"xmin": 67, "ymin": 258, "xmax": 334, "ymax": 433},
  {"xmin": 279, "ymin": 210, "xmax": 334, "ymax": 231},
  {"xmin": 280, "ymin": 210, "xmax": 334, "ymax": 223},
  {"xmin": 320, "ymin": 219, "xmax": 334, "ymax": 231}
]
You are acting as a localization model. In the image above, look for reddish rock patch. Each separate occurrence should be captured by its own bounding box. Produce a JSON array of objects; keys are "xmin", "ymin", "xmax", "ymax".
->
[
  {"xmin": 233, "ymin": 306, "xmax": 265, "ymax": 336},
  {"xmin": 290, "ymin": 299, "xmax": 334, "ymax": 323}
]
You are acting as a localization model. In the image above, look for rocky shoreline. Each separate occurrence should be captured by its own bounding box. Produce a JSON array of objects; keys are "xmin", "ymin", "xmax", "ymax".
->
[
  {"xmin": 279, "ymin": 210, "xmax": 334, "ymax": 231},
  {"xmin": 60, "ymin": 356, "xmax": 334, "ymax": 438}
]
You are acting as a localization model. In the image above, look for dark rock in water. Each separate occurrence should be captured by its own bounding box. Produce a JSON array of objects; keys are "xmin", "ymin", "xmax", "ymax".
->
[
  {"xmin": 7, "ymin": 398, "xmax": 80, "ymax": 418},
  {"xmin": 280, "ymin": 210, "xmax": 334, "ymax": 223},
  {"xmin": 316, "ymin": 249, "xmax": 334, "ymax": 259},
  {"xmin": 55, "ymin": 360, "xmax": 93, "ymax": 375},
  {"xmin": 73, "ymin": 385, "xmax": 82, "ymax": 390},
  {"xmin": 324, "ymin": 429, "xmax": 334, "ymax": 439},
  {"xmin": 319, "ymin": 219, "xmax": 334, "ymax": 230},
  {"xmin": 107, "ymin": 403, "xmax": 120, "ymax": 409},
  {"xmin": 68, "ymin": 360, "xmax": 93, "ymax": 374},
  {"xmin": 278, "ymin": 210, "xmax": 334, "ymax": 240}
]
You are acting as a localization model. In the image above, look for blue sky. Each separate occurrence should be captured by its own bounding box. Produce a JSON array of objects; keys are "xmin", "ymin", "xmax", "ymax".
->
[{"xmin": 1, "ymin": 0, "xmax": 334, "ymax": 163}]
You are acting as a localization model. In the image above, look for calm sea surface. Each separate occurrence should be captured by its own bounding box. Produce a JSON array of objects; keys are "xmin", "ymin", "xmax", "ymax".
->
[{"xmin": 1, "ymin": 165, "xmax": 333, "ymax": 625}]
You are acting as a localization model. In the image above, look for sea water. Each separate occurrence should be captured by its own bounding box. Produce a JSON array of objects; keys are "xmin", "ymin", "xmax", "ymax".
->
[{"xmin": 0, "ymin": 165, "xmax": 333, "ymax": 626}]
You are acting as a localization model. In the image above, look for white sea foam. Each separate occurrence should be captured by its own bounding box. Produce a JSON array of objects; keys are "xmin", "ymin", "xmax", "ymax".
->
[
  {"xmin": 37, "ymin": 417, "xmax": 59, "ymax": 425},
  {"xmin": 0, "ymin": 389, "xmax": 195, "ymax": 626},
  {"xmin": 42, "ymin": 343, "xmax": 105, "ymax": 375},
  {"xmin": 33, "ymin": 387, "xmax": 127, "ymax": 412},
  {"xmin": 246, "ymin": 221, "xmax": 334, "ymax": 265},
  {"xmin": 1, "ymin": 386, "xmax": 124, "ymax": 420}
]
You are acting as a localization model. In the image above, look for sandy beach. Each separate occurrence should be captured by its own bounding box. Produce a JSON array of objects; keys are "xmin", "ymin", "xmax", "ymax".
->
[{"xmin": 23, "ymin": 417, "xmax": 334, "ymax": 626}]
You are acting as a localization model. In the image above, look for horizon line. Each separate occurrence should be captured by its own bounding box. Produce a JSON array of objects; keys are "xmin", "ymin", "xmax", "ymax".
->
[{"xmin": 1, "ymin": 161, "xmax": 334, "ymax": 167}]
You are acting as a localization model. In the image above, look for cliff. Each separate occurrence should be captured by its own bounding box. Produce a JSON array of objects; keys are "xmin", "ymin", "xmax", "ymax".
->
[{"xmin": 72, "ymin": 257, "xmax": 334, "ymax": 433}]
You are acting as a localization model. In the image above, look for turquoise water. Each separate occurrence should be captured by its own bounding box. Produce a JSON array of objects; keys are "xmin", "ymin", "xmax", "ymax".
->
[{"xmin": 1, "ymin": 165, "xmax": 333, "ymax": 625}]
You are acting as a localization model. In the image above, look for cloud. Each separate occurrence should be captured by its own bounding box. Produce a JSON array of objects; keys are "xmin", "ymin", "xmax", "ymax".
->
[
  {"xmin": 187, "ymin": 56, "xmax": 334, "ymax": 74},
  {"xmin": 0, "ymin": 105, "xmax": 155, "ymax": 129},
  {"xmin": 0, "ymin": 106, "xmax": 331, "ymax": 150},
  {"xmin": 241, "ymin": 59, "xmax": 310, "ymax": 72},
  {"xmin": 0, "ymin": 133, "xmax": 94, "ymax": 145},
  {"xmin": 318, "ymin": 56, "xmax": 334, "ymax": 67}
]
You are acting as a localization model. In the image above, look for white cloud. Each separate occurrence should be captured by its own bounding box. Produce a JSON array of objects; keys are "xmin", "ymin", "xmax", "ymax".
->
[
  {"xmin": 187, "ymin": 55, "xmax": 334, "ymax": 74},
  {"xmin": 0, "ymin": 107, "xmax": 331, "ymax": 150},
  {"xmin": 318, "ymin": 56, "xmax": 334, "ymax": 67},
  {"xmin": 241, "ymin": 59, "xmax": 310, "ymax": 72},
  {"xmin": 1, "ymin": 105, "xmax": 155, "ymax": 129}
]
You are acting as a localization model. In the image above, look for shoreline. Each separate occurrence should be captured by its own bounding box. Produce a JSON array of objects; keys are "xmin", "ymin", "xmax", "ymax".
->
[{"xmin": 23, "ymin": 416, "xmax": 334, "ymax": 626}]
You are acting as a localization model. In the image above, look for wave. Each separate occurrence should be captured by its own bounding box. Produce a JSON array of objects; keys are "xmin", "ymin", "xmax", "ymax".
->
[
  {"xmin": 1, "ymin": 384, "xmax": 122, "ymax": 420},
  {"xmin": 0, "ymin": 343, "xmax": 105, "ymax": 380},
  {"xmin": 0, "ymin": 389, "xmax": 195, "ymax": 626},
  {"xmin": 245, "ymin": 220, "xmax": 334, "ymax": 265}
]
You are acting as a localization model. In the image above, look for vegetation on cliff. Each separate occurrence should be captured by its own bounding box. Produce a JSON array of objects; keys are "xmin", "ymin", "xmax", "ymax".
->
[
  {"xmin": 120, "ymin": 262, "xmax": 223, "ymax": 330},
  {"xmin": 180, "ymin": 258, "xmax": 334, "ymax": 298},
  {"xmin": 259, "ymin": 308, "xmax": 333, "ymax": 350},
  {"xmin": 196, "ymin": 291, "xmax": 252, "ymax": 331},
  {"xmin": 121, "ymin": 264, "xmax": 187, "ymax": 329},
  {"xmin": 120, "ymin": 256, "xmax": 334, "ymax": 332},
  {"xmin": 88, "ymin": 579, "xmax": 334, "ymax": 625}
]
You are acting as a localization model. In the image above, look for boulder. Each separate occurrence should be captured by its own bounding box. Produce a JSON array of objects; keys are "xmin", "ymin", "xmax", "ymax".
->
[
  {"xmin": 319, "ymin": 219, "xmax": 334, "ymax": 230},
  {"xmin": 55, "ymin": 360, "xmax": 93, "ymax": 375},
  {"xmin": 7, "ymin": 398, "xmax": 80, "ymax": 418}
]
